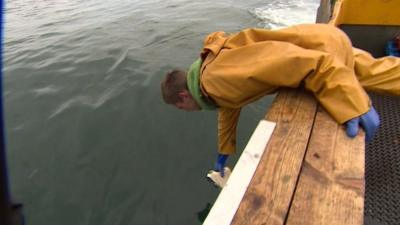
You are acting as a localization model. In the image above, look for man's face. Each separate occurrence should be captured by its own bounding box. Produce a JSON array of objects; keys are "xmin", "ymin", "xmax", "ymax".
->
[{"xmin": 174, "ymin": 90, "xmax": 201, "ymax": 111}]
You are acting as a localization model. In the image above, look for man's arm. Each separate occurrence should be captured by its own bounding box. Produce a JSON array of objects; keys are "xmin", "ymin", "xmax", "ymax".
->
[
  {"xmin": 209, "ymin": 108, "xmax": 241, "ymax": 177},
  {"xmin": 217, "ymin": 107, "xmax": 241, "ymax": 155}
]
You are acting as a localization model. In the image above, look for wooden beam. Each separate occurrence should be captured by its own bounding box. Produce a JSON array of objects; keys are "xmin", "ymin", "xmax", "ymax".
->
[
  {"xmin": 231, "ymin": 88, "xmax": 318, "ymax": 225},
  {"xmin": 286, "ymin": 106, "xmax": 365, "ymax": 225}
]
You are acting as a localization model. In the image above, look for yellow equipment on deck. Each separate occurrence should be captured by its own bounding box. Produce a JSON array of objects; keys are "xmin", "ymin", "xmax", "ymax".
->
[{"xmin": 330, "ymin": 0, "xmax": 400, "ymax": 26}]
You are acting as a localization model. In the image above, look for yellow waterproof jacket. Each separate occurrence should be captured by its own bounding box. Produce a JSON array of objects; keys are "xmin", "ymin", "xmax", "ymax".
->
[{"xmin": 198, "ymin": 24, "xmax": 373, "ymax": 155}]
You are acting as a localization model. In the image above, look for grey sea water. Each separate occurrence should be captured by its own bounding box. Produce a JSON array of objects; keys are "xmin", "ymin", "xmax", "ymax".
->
[{"xmin": 4, "ymin": 0, "xmax": 318, "ymax": 224}]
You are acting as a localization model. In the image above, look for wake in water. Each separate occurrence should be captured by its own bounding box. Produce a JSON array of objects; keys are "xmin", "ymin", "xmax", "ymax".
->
[{"xmin": 249, "ymin": 0, "xmax": 320, "ymax": 29}]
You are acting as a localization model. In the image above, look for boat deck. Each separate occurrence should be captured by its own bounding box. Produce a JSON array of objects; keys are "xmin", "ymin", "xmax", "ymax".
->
[
  {"xmin": 204, "ymin": 84, "xmax": 399, "ymax": 225},
  {"xmin": 364, "ymin": 93, "xmax": 400, "ymax": 225},
  {"xmin": 204, "ymin": 88, "xmax": 366, "ymax": 225},
  {"xmin": 232, "ymin": 88, "xmax": 366, "ymax": 225}
]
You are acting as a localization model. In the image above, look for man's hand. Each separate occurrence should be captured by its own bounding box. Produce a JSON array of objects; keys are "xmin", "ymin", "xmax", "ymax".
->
[
  {"xmin": 345, "ymin": 106, "xmax": 380, "ymax": 142},
  {"xmin": 214, "ymin": 154, "xmax": 229, "ymax": 177}
]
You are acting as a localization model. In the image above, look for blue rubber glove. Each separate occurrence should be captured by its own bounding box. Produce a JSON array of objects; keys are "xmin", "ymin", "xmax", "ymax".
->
[
  {"xmin": 345, "ymin": 106, "xmax": 380, "ymax": 142},
  {"xmin": 214, "ymin": 154, "xmax": 229, "ymax": 177}
]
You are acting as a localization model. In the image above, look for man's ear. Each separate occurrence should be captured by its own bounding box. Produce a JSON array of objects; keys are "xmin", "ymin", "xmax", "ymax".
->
[{"xmin": 178, "ymin": 90, "xmax": 190, "ymax": 99}]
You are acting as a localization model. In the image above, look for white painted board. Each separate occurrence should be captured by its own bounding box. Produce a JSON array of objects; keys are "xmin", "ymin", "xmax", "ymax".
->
[{"xmin": 203, "ymin": 120, "xmax": 276, "ymax": 225}]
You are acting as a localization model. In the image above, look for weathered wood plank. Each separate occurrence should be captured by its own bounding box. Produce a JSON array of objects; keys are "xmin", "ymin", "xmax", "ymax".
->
[
  {"xmin": 231, "ymin": 88, "xmax": 318, "ymax": 225},
  {"xmin": 286, "ymin": 106, "xmax": 365, "ymax": 225}
]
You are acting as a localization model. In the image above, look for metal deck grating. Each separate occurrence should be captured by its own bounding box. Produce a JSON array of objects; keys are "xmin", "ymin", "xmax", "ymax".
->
[{"xmin": 364, "ymin": 93, "xmax": 400, "ymax": 225}]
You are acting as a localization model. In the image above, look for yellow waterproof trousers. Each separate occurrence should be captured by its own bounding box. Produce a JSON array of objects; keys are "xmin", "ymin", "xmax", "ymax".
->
[{"xmin": 354, "ymin": 48, "xmax": 400, "ymax": 95}]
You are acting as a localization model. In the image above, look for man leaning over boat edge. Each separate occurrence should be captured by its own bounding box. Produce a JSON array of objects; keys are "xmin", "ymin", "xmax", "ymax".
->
[{"xmin": 161, "ymin": 23, "xmax": 400, "ymax": 177}]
